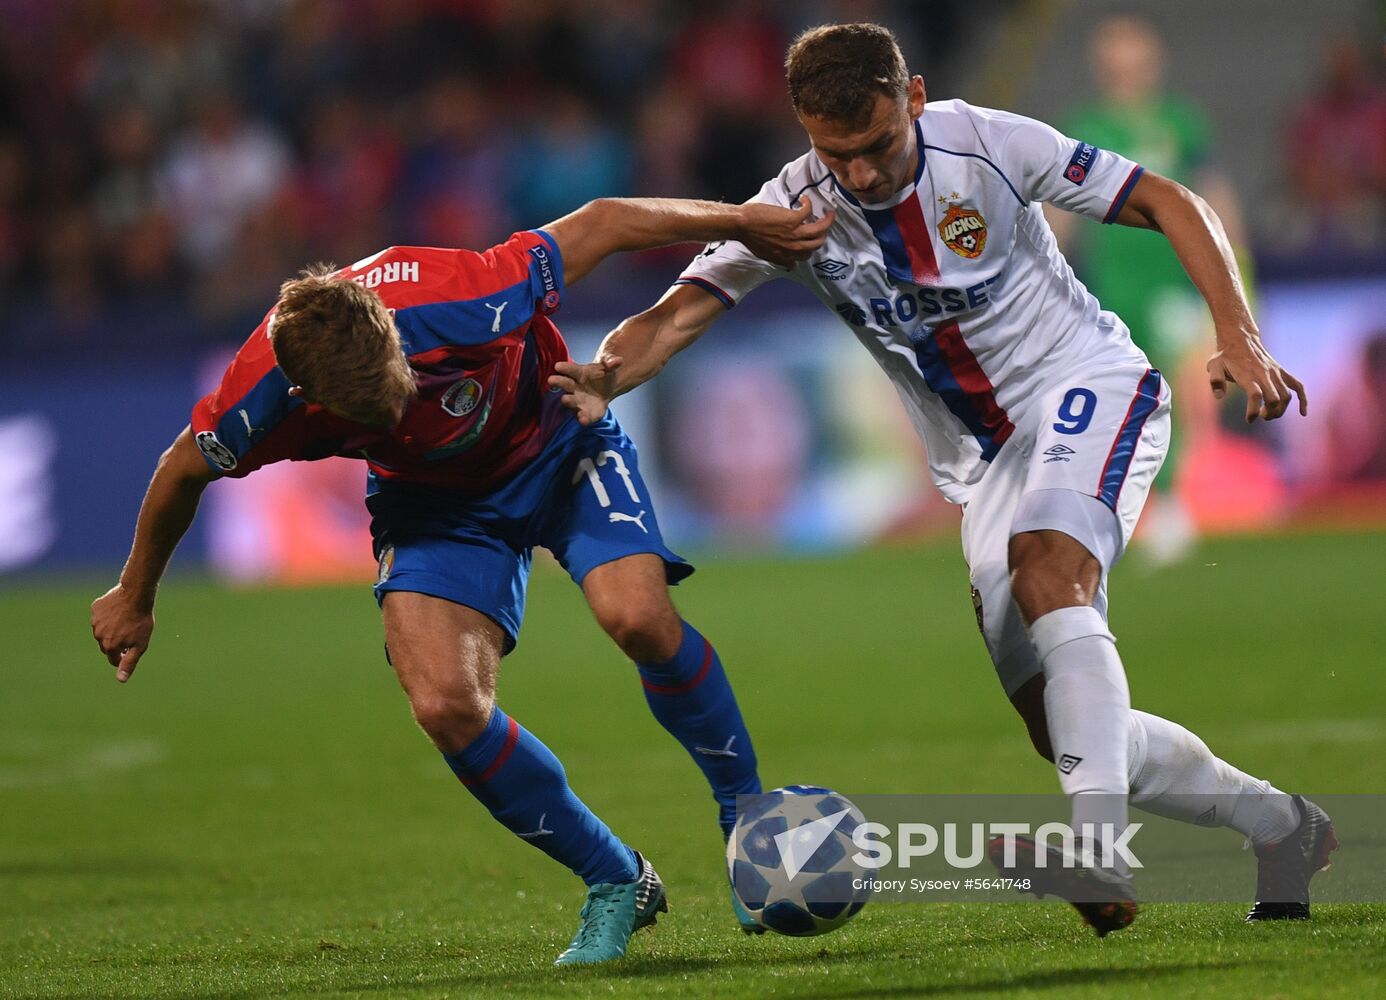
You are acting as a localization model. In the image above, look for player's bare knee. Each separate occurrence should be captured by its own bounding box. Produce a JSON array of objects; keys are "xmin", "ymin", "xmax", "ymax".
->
[
  {"xmin": 410, "ymin": 690, "xmax": 494, "ymax": 752},
  {"xmin": 600, "ymin": 601, "xmax": 682, "ymax": 663},
  {"xmin": 1008, "ymin": 530, "xmax": 1100, "ymax": 623}
]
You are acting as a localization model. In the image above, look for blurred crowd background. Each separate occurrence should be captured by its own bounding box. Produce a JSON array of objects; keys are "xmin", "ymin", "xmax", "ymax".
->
[
  {"xmin": 4, "ymin": 0, "xmax": 1381, "ymax": 357},
  {"xmin": 1, "ymin": 0, "xmax": 1383, "ymax": 578},
  {"xmin": 1, "ymin": 0, "xmax": 996, "ymax": 355}
]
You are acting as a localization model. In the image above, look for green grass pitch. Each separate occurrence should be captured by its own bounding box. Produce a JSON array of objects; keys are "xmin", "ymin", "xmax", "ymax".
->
[{"xmin": 3, "ymin": 530, "xmax": 1384, "ymax": 998}]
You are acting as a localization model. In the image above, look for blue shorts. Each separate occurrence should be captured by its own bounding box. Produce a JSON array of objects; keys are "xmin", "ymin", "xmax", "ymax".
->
[{"xmin": 367, "ymin": 413, "xmax": 691, "ymax": 652}]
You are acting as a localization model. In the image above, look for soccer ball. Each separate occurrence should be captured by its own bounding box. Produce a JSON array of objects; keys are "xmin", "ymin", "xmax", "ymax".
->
[{"xmin": 727, "ymin": 785, "xmax": 872, "ymax": 936}]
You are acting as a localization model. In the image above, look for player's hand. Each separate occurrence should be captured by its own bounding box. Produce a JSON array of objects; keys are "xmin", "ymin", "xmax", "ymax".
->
[
  {"xmin": 738, "ymin": 196, "xmax": 835, "ymax": 267},
  {"xmin": 91, "ymin": 584, "xmax": 154, "ymax": 683},
  {"xmin": 1206, "ymin": 331, "xmax": 1308, "ymax": 422},
  {"xmin": 548, "ymin": 356, "xmax": 622, "ymax": 426}
]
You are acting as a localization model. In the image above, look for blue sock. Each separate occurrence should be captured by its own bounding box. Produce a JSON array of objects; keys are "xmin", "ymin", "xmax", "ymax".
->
[
  {"xmin": 442, "ymin": 707, "xmax": 638, "ymax": 886},
  {"xmin": 637, "ymin": 621, "xmax": 762, "ymax": 837}
]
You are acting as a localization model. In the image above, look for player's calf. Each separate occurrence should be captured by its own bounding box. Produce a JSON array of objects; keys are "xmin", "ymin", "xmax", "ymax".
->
[
  {"xmin": 1009, "ymin": 675, "xmax": 1055, "ymax": 763},
  {"xmin": 633, "ymin": 621, "xmax": 763, "ymax": 839},
  {"xmin": 584, "ymin": 557, "xmax": 762, "ymax": 842}
]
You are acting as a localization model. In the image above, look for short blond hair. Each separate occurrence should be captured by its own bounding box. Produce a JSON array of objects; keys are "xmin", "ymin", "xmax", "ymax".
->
[{"xmin": 269, "ymin": 263, "xmax": 417, "ymax": 425}]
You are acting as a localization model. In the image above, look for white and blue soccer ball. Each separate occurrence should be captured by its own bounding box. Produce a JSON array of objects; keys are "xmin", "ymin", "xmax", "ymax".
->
[{"xmin": 727, "ymin": 785, "xmax": 872, "ymax": 936}]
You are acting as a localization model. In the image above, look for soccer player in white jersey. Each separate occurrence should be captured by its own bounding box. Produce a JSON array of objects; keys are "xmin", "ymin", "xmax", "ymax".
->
[{"xmin": 549, "ymin": 23, "xmax": 1335, "ymax": 936}]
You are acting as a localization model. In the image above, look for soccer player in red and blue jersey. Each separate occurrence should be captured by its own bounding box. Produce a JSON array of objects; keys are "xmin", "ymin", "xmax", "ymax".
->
[{"xmin": 90, "ymin": 196, "xmax": 832, "ymax": 965}]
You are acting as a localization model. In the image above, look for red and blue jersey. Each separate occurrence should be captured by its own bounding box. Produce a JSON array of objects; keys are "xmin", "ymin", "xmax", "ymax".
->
[{"xmin": 191, "ymin": 231, "xmax": 571, "ymax": 496}]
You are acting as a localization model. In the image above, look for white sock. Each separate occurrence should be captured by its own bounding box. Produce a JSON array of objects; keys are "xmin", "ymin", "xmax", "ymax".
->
[
  {"xmin": 1030, "ymin": 606, "xmax": 1131, "ymax": 842},
  {"xmin": 1127, "ymin": 710, "xmax": 1299, "ymax": 846}
]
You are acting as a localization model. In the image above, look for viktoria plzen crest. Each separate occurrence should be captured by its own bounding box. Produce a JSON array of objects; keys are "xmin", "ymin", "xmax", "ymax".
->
[
  {"xmin": 938, "ymin": 202, "xmax": 987, "ymax": 259},
  {"xmin": 441, "ymin": 377, "xmax": 483, "ymax": 417}
]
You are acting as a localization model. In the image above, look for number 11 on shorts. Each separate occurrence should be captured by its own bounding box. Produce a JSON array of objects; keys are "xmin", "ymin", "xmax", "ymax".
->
[{"xmin": 572, "ymin": 451, "xmax": 641, "ymax": 508}]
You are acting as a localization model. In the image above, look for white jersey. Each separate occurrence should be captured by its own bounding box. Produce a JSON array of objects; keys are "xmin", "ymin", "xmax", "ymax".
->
[{"xmin": 678, "ymin": 99, "xmax": 1151, "ymax": 503}]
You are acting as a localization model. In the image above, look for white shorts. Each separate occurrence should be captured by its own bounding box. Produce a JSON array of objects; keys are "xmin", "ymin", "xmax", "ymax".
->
[{"xmin": 960, "ymin": 364, "xmax": 1171, "ymax": 697}]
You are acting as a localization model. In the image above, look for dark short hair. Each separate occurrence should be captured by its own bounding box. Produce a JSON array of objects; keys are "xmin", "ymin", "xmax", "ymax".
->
[{"xmin": 785, "ymin": 23, "xmax": 909, "ymax": 126}]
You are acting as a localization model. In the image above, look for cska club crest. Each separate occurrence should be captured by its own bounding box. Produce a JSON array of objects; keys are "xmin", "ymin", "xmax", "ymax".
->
[{"xmin": 938, "ymin": 202, "xmax": 987, "ymax": 259}]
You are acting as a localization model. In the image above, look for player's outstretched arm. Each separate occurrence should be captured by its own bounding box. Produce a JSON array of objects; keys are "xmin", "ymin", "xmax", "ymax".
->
[
  {"xmin": 542, "ymin": 197, "xmax": 833, "ymax": 285},
  {"xmin": 1111, "ymin": 171, "xmax": 1307, "ymax": 423},
  {"xmin": 547, "ymin": 283, "xmax": 724, "ymax": 425},
  {"xmin": 91, "ymin": 426, "xmax": 219, "ymax": 683}
]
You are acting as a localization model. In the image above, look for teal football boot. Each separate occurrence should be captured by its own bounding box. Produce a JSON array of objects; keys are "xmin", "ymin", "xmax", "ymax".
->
[
  {"xmin": 730, "ymin": 886, "xmax": 766, "ymax": 935},
  {"xmin": 726, "ymin": 820, "xmax": 766, "ymax": 934},
  {"xmin": 554, "ymin": 852, "xmax": 667, "ymax": 966}
]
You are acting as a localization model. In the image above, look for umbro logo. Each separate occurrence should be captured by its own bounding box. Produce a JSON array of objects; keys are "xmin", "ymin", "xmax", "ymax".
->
[
  {"xmin": 813, "ymin": 258, "xmax": 851, "ymax": 281},
  {"xmin": 1043, "ymin": 444, "xmax": 1075, "ymax": 464},
  {"xmin": 1057, "ymin": 754, "xmax": 1083, "ymax": 774},
  {"xmin": 835, "ymin": 302, "xmax": 867, "ymax": 326}
]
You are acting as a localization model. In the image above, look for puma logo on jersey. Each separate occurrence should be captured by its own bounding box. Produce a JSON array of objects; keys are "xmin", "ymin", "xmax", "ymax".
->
[
  {"xmin": 694, "ymin": 735, "xmax": 739, "ymax": 758},
  {"xmin": 608, "ymin": 509, "xmax": 648, "ymax": 532},
  {"xmin": 485, "ymin": 301, "xmax": 507, "ymax": 332},
  {"xmin": 517, "ymin": 813, "xmax": 554, "ymax": 839},
  {"xmin": 238, "ymin": 408, "xmax": 262, "ymax": 438}
]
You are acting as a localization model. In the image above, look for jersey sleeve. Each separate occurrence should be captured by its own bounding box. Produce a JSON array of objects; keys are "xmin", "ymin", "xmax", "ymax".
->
[
  {"xmin": 189, "ymin": 316, "xmax": 313, "ymax": 478},
  {"xmin": 674, "ymin": 176, "xmax": 790, "ymax": 308},
  {"xmin": 982, "ymin": 108, "xmax": 1144, "ymax": 224},
  {"xmin": 437, "ymin": 229, "xmax": 565, "ymax": 316},
  {"xmin": 351, "ymin": 232, "xmax": 564, "ymax": 322}
]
